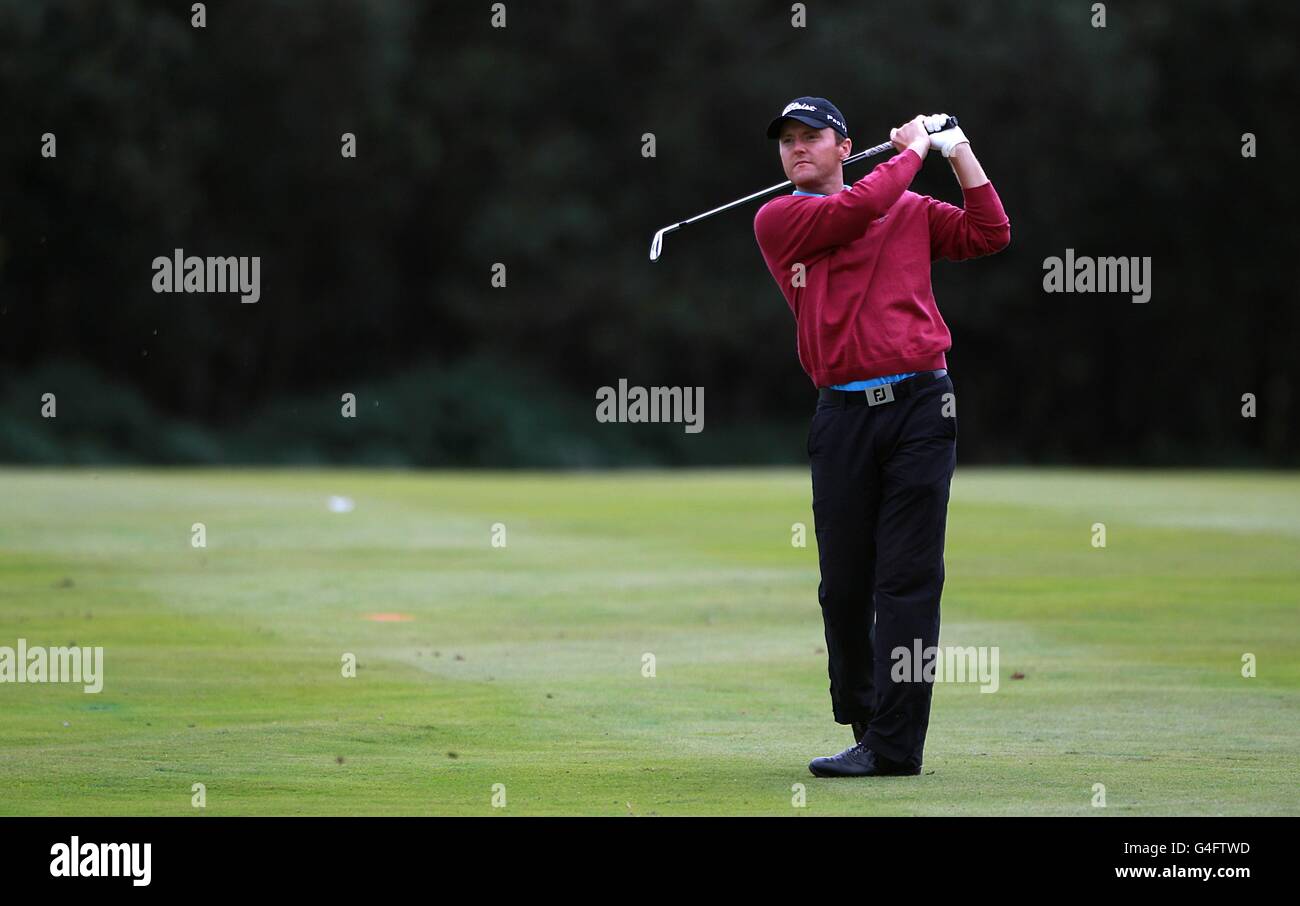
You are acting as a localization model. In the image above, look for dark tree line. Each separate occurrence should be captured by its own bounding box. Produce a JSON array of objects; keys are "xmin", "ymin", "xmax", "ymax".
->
[{"xmin": 2, "ymin": 0, "xmax": 1296, "ymax": 465}]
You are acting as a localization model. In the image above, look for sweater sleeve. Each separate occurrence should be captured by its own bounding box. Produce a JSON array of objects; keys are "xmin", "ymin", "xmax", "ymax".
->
[
  {"xmin": 925, "ymin": 181, "xmax": 1011, "ymax": 262},
  {"xmin": 754, "ymin": 149, "xmax": 923, "ymax": 267}
]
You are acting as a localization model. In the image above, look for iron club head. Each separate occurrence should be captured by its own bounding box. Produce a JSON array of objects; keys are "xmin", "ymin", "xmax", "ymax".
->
[{"xmin": 649, "ymin": 224, "xmax": 679, "ymax": 262}]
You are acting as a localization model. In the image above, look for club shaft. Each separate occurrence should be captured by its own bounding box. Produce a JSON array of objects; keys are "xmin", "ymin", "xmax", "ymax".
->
[{"xmin": 650, "ymin": 117, "xmax": 956, "ymax": 261}]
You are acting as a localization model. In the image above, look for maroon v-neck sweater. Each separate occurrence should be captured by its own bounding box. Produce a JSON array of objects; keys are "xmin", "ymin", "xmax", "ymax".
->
[{"xmin": 754, "ymin": 148, "xmax": 1010, "ymax": 388}]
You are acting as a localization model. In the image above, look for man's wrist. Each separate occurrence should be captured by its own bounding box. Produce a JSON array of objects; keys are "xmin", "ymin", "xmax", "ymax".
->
[
  {"xmin": 908, "ymin": 140, "xmax": 930, "ymax": 159},
  {"xmin": 945, "ymin": 140, "xmax": 973, "ymax": 161}
]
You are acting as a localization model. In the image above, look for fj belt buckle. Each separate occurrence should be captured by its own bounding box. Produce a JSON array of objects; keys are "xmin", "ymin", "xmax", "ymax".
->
[{"xmin": 865, "ymin": 383, "xmax": 895, "ymax": 406}]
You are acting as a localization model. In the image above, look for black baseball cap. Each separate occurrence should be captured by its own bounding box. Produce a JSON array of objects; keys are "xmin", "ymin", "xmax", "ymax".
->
[{"xmin": 766, "ymin": 96, "xmax": 849, "ymax": 140}]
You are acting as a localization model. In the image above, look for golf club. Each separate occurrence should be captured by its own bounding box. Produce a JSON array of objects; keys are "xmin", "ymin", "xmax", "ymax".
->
[{"xmin": 649, "ymin": 115, "xmax": 959, "ymax": 262}]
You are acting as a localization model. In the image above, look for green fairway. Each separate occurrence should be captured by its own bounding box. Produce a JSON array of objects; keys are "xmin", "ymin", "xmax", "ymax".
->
[{"xmin": 0, "ymin": 467, "xmax": 1297, "ymax": 816}]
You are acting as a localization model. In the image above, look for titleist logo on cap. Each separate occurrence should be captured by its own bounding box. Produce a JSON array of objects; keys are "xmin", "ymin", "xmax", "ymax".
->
[{"xmin": 783, "ymin": 101, "xmax": 818, "ymax": 115}]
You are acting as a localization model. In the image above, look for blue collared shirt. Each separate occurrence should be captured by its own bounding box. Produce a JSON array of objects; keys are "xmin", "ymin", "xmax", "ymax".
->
[{"xmin": 790, "ymin": 184, "xmax": 919, "ymax": 391}]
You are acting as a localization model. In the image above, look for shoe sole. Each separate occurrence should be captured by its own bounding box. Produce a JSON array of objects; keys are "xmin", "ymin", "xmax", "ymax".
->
[{"xmin": 808, "ymin": 762, "xmax": 922, "ymax": 778}]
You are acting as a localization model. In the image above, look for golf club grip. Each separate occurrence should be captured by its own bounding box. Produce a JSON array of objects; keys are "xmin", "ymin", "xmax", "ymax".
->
[{"xmin": 849, "ymin": 116, "xmax": 960, "ymax": 164}]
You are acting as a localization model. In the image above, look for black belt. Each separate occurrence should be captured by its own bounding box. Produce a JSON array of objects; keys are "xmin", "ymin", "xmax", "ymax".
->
[{"xmin": 817, "ymin": 369, "xmax": 948, "ymax": 407}]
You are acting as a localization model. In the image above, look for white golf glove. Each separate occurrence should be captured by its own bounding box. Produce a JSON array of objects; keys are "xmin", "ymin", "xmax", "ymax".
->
[{"xmin": 924, "ymin": 112, "xmax": 970, "ymax": 158}]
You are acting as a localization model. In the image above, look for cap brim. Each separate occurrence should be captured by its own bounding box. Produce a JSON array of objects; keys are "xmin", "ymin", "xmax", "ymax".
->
[{"xmin": 767, "ymin": 114, "xmax": 842, "ymax": 139}]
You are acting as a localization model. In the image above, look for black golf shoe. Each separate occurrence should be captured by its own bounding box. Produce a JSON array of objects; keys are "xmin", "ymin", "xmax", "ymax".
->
[{"xmin": 808, "ymin": 741, "xmax": 921, "ymax": 778}]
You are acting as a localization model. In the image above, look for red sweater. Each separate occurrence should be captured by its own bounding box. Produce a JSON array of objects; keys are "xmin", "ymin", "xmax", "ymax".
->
[{"xmin": 753, "ymin": 149, "xmax": 1010, "ymax": 388}]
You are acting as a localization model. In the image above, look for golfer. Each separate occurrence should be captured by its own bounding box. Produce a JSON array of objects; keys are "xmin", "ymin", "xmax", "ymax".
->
[{"xmin": 754, "ymin": 97, "xmax": 1010, "ymax": 777}]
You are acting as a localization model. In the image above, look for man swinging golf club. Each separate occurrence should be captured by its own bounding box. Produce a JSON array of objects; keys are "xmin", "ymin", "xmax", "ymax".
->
[{"xmin": 753, "ymin": 97, "xmax": 1010, "ymax": 777}]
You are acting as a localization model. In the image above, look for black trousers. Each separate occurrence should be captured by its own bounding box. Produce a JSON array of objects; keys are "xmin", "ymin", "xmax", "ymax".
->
[{"xmin": 806, "ymin": 369, "xmax": 956, "ymax": 769}]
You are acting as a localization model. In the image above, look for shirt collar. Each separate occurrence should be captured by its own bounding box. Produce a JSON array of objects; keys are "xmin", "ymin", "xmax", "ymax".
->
[{"xmin": 792, "ymin": 184, "xmax": 851, "ymax": 197}]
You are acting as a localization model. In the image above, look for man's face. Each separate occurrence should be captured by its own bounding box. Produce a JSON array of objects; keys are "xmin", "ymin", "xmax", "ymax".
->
[{"xmin": 778, "ymin": 121, "xmax": 850, "ymax": 189}]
